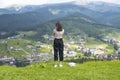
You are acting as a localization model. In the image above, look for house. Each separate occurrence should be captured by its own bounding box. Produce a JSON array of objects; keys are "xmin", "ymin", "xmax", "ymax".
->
[
  {"xmin": 77, "ymin": 46, "xmax": 82, "ymax": 51},
  {"xmin": 64, "ymin": 50, "xmax": 77, "ymax": 57},
  {"xmin": 1, "ymin": 40, "xmax": 7, "ymax": 44},
  {"xmin": 7, "ymin": 46, "xmax": 14, "ymax": 50},
  {"xmin": 89, "ymin": 48, "xmax": 96, "ymax": 54},
  {"xmin": 83, "ymin": 48, "xmax": 88, "ymax": 52},
  {"xmin": 98, "ymin": 47, "xmax": 104, "ymax": 51},
  {"xmin": 69, "ymin": 41, "xmax": 75, "ymax": 44},
  {"xmin": 48, "ymin": 35, "xmax": 54, "ymax": 40},
  {"xmin": 95, "ymin": 54, "xmax": 104, "ymax": 60},
  {"xmin": 14, "ymin": 48, "xmax": 22, "ymax": 51},
  {"xmin": 64, "ymin": 43, "xmax": 70, "ymax": 50},
  {"xmin": 77, "ymin": 46, "xmax": 85, "ymax": 51},
  {"xmin": 118, "ymin": 47, "xmax": 120, "ymax": 52},
  {"xmin": 43, "ymin": 34, "xmax": 49, "ymax": 39},
  {"xmin": 93, "ymin": 50, "xmax": 104, "ymax": 55},
  {"xmin": 102, "ymin": 36, "xmax": 113, "ymax": 43},
  {"xmin": 75, "ymin": 39, "xmax": 84, "ymax": 44},
  {"xmin": 26, "ymin": 45, "xmax": 33, "ymax": 49},
  {"xmin": 35, "ymin": 45, "xmax": 41, "ymax": 48}
]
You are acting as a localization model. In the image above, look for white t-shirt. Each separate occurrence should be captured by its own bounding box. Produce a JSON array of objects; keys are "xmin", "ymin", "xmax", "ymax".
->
[{"xmin": 53, "ymin": 29, "xmax": 64, "ymax": 39}]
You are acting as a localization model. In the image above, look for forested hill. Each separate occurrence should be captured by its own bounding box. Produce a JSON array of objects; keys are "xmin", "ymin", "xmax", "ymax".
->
[
  {"xmin": 35, "ymin": 13, "xmax": 120, "ymax": 39},
  {"xmin": 1, "ymin": 2, "xmax": 120, "ymax": 32}
]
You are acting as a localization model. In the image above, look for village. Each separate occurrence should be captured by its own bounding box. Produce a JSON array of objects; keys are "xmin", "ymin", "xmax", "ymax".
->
[{"xmin": 0, "ymin": 33, "xmax": 120, "ymax": 67}]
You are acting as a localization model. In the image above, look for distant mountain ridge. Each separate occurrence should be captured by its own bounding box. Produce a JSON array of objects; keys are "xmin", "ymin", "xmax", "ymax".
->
[
  {"xmin": 82, "ymin": 2, "xmax": 120, "ymax": 28},
  {"xmin": 0, "ymin": 3, "xmax": 89, "ymax": 31},
  {"xmin": 35, "ymin": 13, "xmax": 120, "ymax": 40},
  {"xmin": 85, "ymin": 1, "xmax": 120, "ymax": 13},
  {"xmin": 0, "ymin": 1, "xmax": 120, "ymax": 32},
  {"xmin": 0, "ymin": 5, "xmax": 45, "ymax": 15}
]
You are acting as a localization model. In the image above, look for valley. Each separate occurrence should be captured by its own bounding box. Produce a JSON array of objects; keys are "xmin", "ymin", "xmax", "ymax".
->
[
  {"xmin": 0, "ymin": 1, "xmax": 120, "ymax": 80},
  {"xmin": 0, "ymin": 29, "xmax": 120, "ymax": 66},
  {"xmin": 0, "ymin": 5, "xmax": 120, "ymax": 66}
]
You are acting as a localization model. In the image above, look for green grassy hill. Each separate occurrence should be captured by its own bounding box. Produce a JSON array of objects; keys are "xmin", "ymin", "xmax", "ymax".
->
[
  {"xmin": 0, "ymin": 61, "xmax": 120, "ymax": 80},
  {"xmin": 35, "ymin": 13, "xmax": 120, "ymax": 40},
  {"xmin": 0, "ymin": 13, "xmax": 120, "ymax": 57}
]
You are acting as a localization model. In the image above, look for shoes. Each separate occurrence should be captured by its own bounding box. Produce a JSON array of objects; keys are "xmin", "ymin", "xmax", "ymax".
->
[
  {"xmin": 59, "ymin": 64, "xmax": 63, "ymax": 67},
  {"xmin": 54, "ymin": 64, "xmax": 57, "ymax": 68},
  {"xmin": 54, "ymin": 64, "xmax": 63, "ymax": 68}
]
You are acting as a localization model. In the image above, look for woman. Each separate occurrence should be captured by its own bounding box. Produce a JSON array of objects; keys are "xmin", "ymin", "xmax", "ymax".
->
[{"xmin": 53, "ymin": 22, "xmax": 64, "ymax": 68}]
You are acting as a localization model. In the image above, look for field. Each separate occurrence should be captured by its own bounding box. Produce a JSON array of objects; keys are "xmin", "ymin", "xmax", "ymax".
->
[
  {"xmin": 108, "ymin": 31, "xmax": 120, "ymax": 40},
  {"xmin": 0, "ymin": 61, "xmax": 120, "ymax": 80}
]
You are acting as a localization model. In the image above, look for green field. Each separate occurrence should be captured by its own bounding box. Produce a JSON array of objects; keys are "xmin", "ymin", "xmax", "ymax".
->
[
  {"xmin": 108, "ymin": 31, "xmax": 120, "ymax": 40},
  {"xmin": 0, "ymin": 61, "xmax": 120, "ymax": 80}
]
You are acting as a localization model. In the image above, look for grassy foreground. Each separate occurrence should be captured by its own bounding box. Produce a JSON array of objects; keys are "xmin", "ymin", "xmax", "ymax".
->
[{"xmin": 0, "ymin": 61, "xmax": 120, "ymax": 80}]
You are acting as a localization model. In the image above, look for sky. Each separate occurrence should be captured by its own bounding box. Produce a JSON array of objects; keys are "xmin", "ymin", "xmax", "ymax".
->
[{"xmin": 0, "ymin": 0, "xmax": 120, "ymax": 8}]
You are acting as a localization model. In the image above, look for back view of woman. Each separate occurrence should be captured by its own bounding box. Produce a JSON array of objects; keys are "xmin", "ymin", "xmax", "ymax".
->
[{"xmin": 53, "ymin": 22, "xmax": 64, "ymax": 68}]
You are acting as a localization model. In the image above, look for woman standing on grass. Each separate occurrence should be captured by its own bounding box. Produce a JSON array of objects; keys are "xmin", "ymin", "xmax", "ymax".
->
[{"xmin": 53, "ymin": 21, "xmax": 64, "ymax": 68}]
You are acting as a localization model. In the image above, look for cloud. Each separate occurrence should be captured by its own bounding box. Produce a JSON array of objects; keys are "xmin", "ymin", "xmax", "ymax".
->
[
  {"xmin": 0, "ymin": 0, "xmax": 48, "ymax": 4},
  {"xmin": 0, "ymin": 0, "xmax": 74, "ymax": 8},
  {"xmin": 0, "ymin": 0, "xmax": 120, "ymax": 8},
  {"xmin": 0, "ymin": 0, "xmax": 48, "ymax": 8},
  {"xmin": 75, "ymin": 0, "xmax": 120, "ymax": 4}
]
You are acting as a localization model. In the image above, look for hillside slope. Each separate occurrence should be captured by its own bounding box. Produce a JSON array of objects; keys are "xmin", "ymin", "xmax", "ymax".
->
[
  {"xmin": 1, "ymin": 2, "xmax": 120, "ymax": 31},
  {"xmin": 35, "ymin": 13, "xmax": 120, "ymax": 40}
]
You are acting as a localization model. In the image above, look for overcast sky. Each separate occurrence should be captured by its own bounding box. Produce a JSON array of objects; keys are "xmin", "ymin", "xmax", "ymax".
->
[{"xmin": 0, "ymin": 0, "xmax": 120, "ymax": 8}]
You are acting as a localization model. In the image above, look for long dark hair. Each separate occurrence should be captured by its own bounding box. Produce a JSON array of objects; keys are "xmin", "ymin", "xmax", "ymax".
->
[{"xmin": 56, "ymin": 22, "xmax": 63, "ymax": 31}]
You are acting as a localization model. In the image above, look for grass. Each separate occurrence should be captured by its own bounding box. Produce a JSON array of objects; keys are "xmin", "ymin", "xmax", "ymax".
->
[
  {"xmin": 38, "ymin": 47, "xmax": 51, "ymax": 53},
  {"xmin": 105, "ymin": 44, "xmax": 115, "ymax": 54},
  {"xmin": 37, "ymin": 44, "xmax": 52, "ymax": 53},
  {"xmin": 8, "ymin": 50, "xmax": 25, "ymax": 58},
  {"xmin": 8, "ymin": 38, "xmax": 33, "ymax": 47},
  {"xmin": 108, "ymin": 31, "xmax": 120, "ymax": 40},
  {"xmin": 2, "ymin": 38, "xmax": 34, "ymax": 57},
  {"xmin": 69, "ymin": 44, "xmax": 78, "ymax": 50},
  {"xmin": 0, "ymin": 61, "xmax": 120, "ymax": 80},
  {"xmin": 85, "ymin": 37, "xmax": 105, "ymax": 48},
  {"xmin": 85, "ymin": 43, "xmax": 107, "ymax": 48},
  {"xmin": 18, "ymin": 31, "xmax": 37, "ymax": 37}
]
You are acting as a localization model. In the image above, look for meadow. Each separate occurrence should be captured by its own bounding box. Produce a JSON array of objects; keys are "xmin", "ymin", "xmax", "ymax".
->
[{"xmin": 0, "ymin": 61, "xmax": 120, "ymax": 80}]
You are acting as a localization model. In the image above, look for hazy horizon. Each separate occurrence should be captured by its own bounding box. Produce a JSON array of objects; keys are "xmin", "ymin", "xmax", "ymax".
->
[{"xmin": 0, "ymin": 0, "xmax": 120, "ymax": 8}]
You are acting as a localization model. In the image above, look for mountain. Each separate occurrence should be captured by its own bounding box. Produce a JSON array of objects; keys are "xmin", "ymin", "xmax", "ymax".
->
[
  {"xmin": 34, "ymin": 13, "xmax": 120, "ymax": 41},
  {"xmin": 0, "ymin": 2, "xmax": 120, "ymax": 32},
  {"xmin": 82, "ymin": 1, "xmax": 120, "ymax": 28},
  {"xmin": 85, "ymin": 1, "xmax": 120, "ymax": 13},
  {"xmin": 0, "ymin": 4, "xmax": 46, "ymax": 15},
  {"xmin": 0, "ymin": 3, "xmax": 91, "ymax": 31},
  {"xmin": 0, "ymin": 9, "xmax": 53, "ymax": 31}
]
